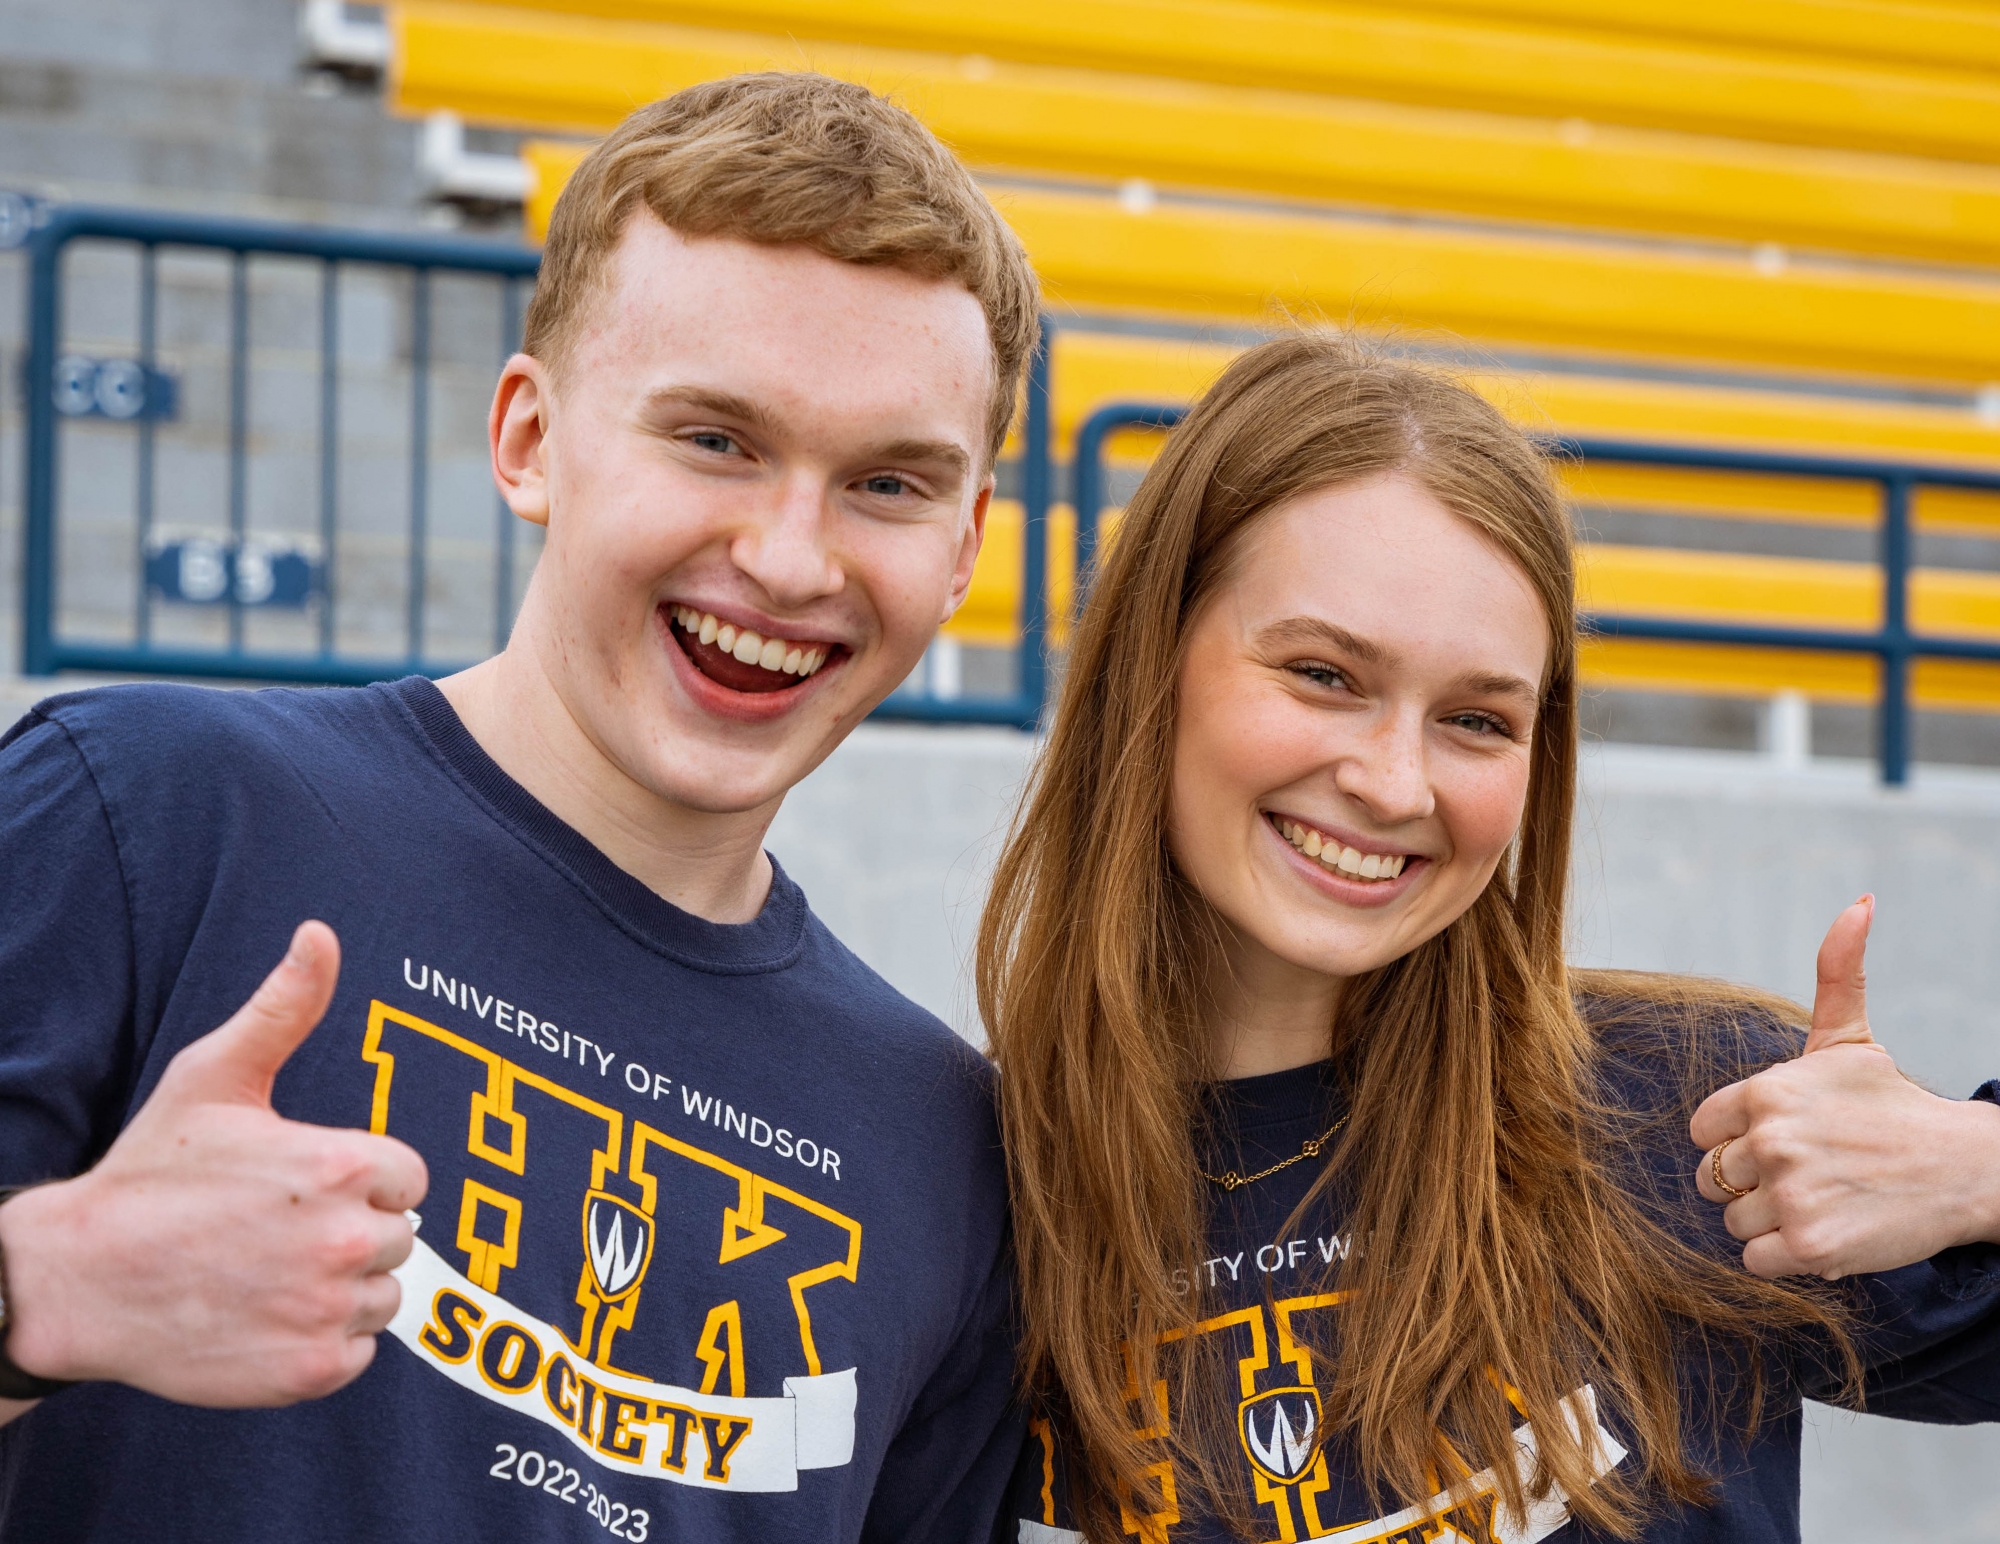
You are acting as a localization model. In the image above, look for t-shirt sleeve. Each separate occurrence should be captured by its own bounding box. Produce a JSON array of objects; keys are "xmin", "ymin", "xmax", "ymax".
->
[
  {"xmin": 0, "ymin": 708, "xmax": 140, "ymax": 1181},
  {"xmin": 859, "ymin": 1242, "xmax": 1028, "ymax": 1544}
]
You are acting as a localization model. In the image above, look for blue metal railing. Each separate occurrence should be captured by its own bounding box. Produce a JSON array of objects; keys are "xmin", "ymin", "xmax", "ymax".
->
[
  {"xmin": 22, "ymin": 209, "xmax": 2000, "ymax": 772},
  {"xmin": 23, "ymin": 205, "xmax": 541, "ymax": 686},
  {"xmin": 18, "ymin": 205, "xmax": 1054, "ymax": 725},
  {"xmin": 1067, "ymin": 405, "xmax": 2000, "ymax": 786}
]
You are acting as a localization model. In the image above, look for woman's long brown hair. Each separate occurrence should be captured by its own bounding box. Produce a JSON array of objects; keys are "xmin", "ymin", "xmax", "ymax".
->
[{"xmin": 976, "ymin": 334, "xmax": 1850, "ymax": 1539}]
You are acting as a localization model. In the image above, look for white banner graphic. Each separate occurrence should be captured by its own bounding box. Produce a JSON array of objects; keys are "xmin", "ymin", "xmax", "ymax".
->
[
  {"xmin": 389, "ymin": 1219, "xmax": 857, "ymax": 1492},
  {"xmin": 1308, "ymin": 1386, "xmax": 1627, "ymax": 1544}
]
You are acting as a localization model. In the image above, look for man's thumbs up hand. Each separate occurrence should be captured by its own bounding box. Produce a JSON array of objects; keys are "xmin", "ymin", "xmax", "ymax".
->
[
  {"xmin": 0, "ymin": 923, "xmax": 428, "ymax": 1407},
  {"xmin": 154, "ymin": 920, "xmax": 343, "ymax": 1108},
  {"xmin": 1803, "ymin": 895, "xmax": 1884, "ymax": 1055}
]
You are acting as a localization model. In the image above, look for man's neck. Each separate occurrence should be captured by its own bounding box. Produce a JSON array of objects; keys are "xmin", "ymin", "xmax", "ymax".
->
[{"xmin": 436, "ymin": 651, "xmax": 778, "ymax": 925}]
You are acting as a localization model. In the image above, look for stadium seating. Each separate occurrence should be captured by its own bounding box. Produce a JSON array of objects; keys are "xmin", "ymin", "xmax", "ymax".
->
[
  {"xmin": 400, "ymin": 0, "xmax": 2000, "ymax": 162},
  {"xmin": 381, "ymin": 0, "xmax": 2000, "ymax": 725},
  {"xmin": 408, "ymin": 6, "xmax": 2000, "ymax": 269}
]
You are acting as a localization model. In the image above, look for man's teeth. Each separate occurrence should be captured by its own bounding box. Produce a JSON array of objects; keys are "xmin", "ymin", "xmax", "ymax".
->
[
  {"xmin": 673, "ymin": 607, "xmax": 828, "ymax": 678},
  {"xmin": 1276, "ymin": 819, "xmax": 1408, "ymax": 881}
]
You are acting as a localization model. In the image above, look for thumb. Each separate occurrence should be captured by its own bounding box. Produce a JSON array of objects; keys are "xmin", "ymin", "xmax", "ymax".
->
[
  {"xmin": 1804, "ymin": 895, "xmax": 1875, "ymax": 1054},
  {"xmin": 160, "ymin": 921, "xmax": 341, "ymax": 1106}
]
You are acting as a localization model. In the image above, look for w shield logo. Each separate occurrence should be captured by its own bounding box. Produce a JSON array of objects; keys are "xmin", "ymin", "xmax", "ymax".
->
[
  {"xmin": 583, "ymin": 1192, "xmax": 654, "ymax": 1301},
  {"xmin": 1239, "ymin": 1385, "xmax": 1323, "ymax": 1485}
]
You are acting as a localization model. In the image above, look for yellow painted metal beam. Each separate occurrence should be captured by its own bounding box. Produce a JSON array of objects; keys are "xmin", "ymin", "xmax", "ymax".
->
[
  {"xmin": 1575, "ymin": 543, "xmax": 2000, "ymax": 635},
  {"xmin": 397, "ymin": 0, "xmax": 2000, "ymax": 162},
  {"xmin": 415, "ymin": 7, "xmax": 2000, "ymax": 268},
  {"xmin": 519, "ymin": 140, "xmax": 2000, "ymax": 391},
  {"xmin": 1580, "ymin": 638, "xmax": 2000, "ymax": 714},
  {"xmin": 999, "ymin": 187, "xmax": 2000, "ymax": 390},
  {"xmin": 1038, "ymin": 333, "xmax": 2000, "ymax": 533},
  {"xmin": 1403, "ymin": 0, "xmax": 2000, "ymax": 77}
]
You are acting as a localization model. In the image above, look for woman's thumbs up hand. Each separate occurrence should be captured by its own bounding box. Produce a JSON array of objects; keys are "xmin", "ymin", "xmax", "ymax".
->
[
  {"xmin": 1691, "ymin": 898, "xmax": 2000, "ymax": 1280},
  {"xmin": 1802, "ymin": 895, "xmax": 1885, "ymax": 1055},
  {"xmin": 0, "ymin": 923, "xmax": 428, "ymax": 1408}
]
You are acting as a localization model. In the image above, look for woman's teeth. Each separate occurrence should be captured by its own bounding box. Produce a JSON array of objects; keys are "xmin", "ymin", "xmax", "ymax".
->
[
  {"xmin": 673, "ymin": 607, "xmax": 829, "ymax": 678},
  {"xmin": 1276, "ymin": 818, "xmax": 1408, "ymax": 881}
]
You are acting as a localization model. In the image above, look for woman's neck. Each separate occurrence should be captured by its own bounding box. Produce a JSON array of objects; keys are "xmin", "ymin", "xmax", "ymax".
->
[{"xmin": 1204, "ymin": 929, "xmax": 1346, "ymax": 1081}]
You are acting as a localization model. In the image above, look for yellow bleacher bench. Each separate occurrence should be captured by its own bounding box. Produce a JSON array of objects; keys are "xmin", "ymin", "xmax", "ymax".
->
[
  {"xmin": 404, "ymin": 4, "xmax": 2000, "ymax": 269},
  {"xmin": 999, "ymin": 188, "xmax": 2000, "ymax": 389},
  {"xmin": 395, "ymin": 0, "xmax": 2000, "ymax": 162}
]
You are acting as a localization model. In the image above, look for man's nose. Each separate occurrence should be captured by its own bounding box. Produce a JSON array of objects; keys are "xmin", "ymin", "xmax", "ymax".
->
[
  {"xmin": 728, "ymin": 476, "xmax": 845, "ymax": 608},
  {"xmin": 1331, "ymin": 709, "xmax": 1435, "ymax": 827}
]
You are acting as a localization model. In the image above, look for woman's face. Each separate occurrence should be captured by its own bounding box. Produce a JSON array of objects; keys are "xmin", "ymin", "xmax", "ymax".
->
[{"xmin": 1168, "ymin": 472, "xmax": 1550, "ymax": 990}]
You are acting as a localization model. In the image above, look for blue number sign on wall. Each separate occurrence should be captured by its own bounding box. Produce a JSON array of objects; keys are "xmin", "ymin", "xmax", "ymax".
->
[
  {"xmin": 53, "ymin": 355, "xmax": 179, "ymax": 421},
  {"xmin": 146, "ymin": 541, "xmax": 317, "ymax": 608}
]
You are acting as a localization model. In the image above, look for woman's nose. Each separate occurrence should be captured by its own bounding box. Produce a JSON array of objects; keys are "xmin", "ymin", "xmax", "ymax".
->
[{"xmin": 1332, "ymin": 712, "xmax": 1435, "ymax": 826}]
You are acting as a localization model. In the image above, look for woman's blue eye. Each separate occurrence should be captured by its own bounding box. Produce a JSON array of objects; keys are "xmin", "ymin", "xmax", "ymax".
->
[
  {"xmin": 1293, "ymin": 664, "xmax": 1345, "ymax": 689},
  {"xmin": 1449, "ymin": 712, "xmax": 1505, "ymax": 735}
]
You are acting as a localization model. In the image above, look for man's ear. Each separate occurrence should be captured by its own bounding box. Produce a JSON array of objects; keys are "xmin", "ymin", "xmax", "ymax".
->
[
  {"xmin": 942, "ymin": 476, "xmax": 993, "ymax": 622},
  {"xmin": 490, "ymin": 352, "xmax": 553, "ymax": 527}
]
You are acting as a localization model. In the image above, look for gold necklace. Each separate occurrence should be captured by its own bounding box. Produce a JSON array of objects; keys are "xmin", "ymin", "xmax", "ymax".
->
[{"xmin": 1198, "ymin": 1112, "xmax": 1350, "ymax": 1191}]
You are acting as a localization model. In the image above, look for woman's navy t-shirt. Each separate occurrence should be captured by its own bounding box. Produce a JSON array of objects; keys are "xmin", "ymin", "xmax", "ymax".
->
[
  {"xmin": 1008, "ymin": 1015, "xmax": 2000, "ymax": 1543},
  {"xmin": 0, "ymin": 679, "xmax": 1021, "ymax": 1544}
]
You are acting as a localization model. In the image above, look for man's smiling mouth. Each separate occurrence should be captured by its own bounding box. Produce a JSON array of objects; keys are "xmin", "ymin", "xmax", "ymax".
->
[{"xmin": 667, "ymin": 605, "xmax": 840, "ymax": 695}]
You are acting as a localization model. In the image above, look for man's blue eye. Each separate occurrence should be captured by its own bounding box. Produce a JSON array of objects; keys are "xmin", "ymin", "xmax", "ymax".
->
[
  {"xmin": 864, "ymin": 475, "xmax": 908, "ymax": 496},
  {"xmin": 691, "ymin": 432, "xmax": 736, "ymax": 454}
]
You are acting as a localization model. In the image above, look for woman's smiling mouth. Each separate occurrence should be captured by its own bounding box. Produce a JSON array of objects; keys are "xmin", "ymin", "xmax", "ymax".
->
[{"xmin": 1267, "ymin": 812, "xmax": 1416, "ymax": 883}]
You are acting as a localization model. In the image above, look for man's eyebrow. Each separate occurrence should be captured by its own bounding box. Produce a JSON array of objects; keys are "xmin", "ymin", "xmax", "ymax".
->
[
  {"xmin": 636, "ymin": 391, "xmax": 971, "ymax": 479},
  {"xmin": 866, "ymin": 438, "xmax": 971, "ymax": 479},
  {"xmin": 639, "ymin": 385, "xmax": 775, "ymax": 433},
  {"xmin": 1253, "ymin": 616, "xmax": 1394, "ymax": 667}
]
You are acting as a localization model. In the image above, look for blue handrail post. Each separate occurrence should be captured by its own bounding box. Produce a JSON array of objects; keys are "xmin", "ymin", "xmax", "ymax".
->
[
  {"xmin": 318, "ymin": 259, "xmax": 340, "ymax": 659},
  {"xmin": 226, "ymin": 251, "xmax": 249, "ymax": 657},
  {"xmin": 1016, "ymin": 321, "xmax": 1053, "ymax": 731},
  {"xmin": 1880, "ymin": 475, "xmax": 1914, "ymax": 786},
  {"xmin": 21, "ymin": 222, "xmax": 62, "ymax": 676},
  {"xmin": 1072, "ymin": 402, "xmax": 1186, "ymax": 610},
  {"xmin": 407, "ymin": 268, "xmax": 432, "ymax": 668}
]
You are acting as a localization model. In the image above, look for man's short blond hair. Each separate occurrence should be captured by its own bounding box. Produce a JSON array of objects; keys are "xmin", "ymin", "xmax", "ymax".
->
[{"xmin": 524, "ymin": 72, "xmax": 1040, "ymax": 467}]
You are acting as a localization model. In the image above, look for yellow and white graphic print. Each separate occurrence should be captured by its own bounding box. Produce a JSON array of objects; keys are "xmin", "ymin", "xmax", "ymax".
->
[
  {"xmin": 1068, "ymin": 1295, "xmax": 1623, "ymax": 1544},
  {"xmin": 363, "ymin": 1000, "xmax": 864, "ymax": 1493}
]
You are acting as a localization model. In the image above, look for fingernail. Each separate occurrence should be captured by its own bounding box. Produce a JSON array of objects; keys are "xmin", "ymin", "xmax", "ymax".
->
[{"xmin": 285, "ymin": 925, "xmax": 314, "ymax": 968}]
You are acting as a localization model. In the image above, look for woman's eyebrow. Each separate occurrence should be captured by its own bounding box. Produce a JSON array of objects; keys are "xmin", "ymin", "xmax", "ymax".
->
[
  {"xmin": 1253, "ymin": 616, "xmax": 1392, "ymax": 666},
  {"xmin": 1256, "ymin": 617, "xmax": 1540, "ymax": 704},
  {"xmin": 1448, "ymin": 669, "xmax": 1541, "ymax": 706}
]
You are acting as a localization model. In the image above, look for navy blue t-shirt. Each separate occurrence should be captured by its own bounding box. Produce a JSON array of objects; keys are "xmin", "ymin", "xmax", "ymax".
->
[
  {"xmin": 0, "ymin": 679, "xmax": 1021, "ymax": 1543},
  {"xmin": 1007, "ymin": 1011, "xmax": 2000, "ymax": 1543}
]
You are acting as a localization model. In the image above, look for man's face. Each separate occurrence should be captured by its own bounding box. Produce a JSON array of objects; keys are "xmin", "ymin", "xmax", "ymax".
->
[{"xmin": 495, "ymin": 214, "xmax": 995, "ymax": 815}]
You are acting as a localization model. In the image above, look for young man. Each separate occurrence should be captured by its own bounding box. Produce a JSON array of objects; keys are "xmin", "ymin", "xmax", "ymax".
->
[{"xmin": 0, "ymin": 73, "xmax": 1039, "ymax": 1541}]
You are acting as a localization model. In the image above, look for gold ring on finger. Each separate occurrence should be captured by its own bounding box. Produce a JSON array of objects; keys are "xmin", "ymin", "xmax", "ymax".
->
[{"xmin": 1710, "ymin": 1138, "xmax": 1753, "ymax": 1201}]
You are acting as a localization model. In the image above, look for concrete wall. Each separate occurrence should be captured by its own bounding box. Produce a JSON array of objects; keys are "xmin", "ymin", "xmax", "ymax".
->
[{"xmin": 769, "ymin": 724, "xmax": 2000, "ymax": 1544}]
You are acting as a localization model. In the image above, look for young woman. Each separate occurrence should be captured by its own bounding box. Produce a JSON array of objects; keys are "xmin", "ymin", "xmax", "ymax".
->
[{"xmin": 982, "ymin": 335, "xmax": 2000, "ymax": 1543}]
